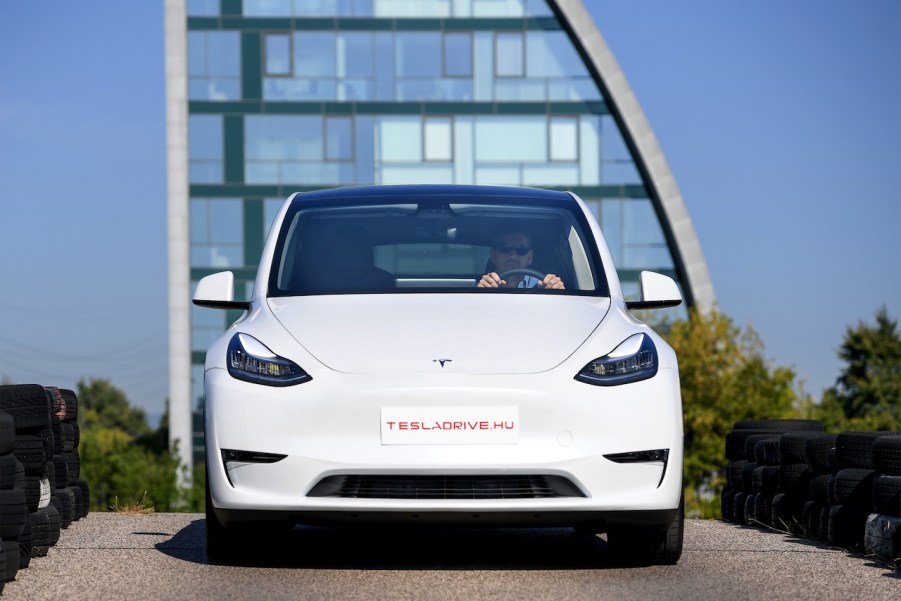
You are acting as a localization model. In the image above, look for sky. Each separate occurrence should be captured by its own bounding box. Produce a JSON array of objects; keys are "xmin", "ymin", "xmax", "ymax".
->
[{"xmin": 0, "ymin": 1, "xmax": 899, "ymax": 423}]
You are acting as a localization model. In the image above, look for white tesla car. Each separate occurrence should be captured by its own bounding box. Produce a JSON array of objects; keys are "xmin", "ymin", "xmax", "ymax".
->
[{"xmin": 194, "ymin": 184, "xmax": 684, "ymax": 565}]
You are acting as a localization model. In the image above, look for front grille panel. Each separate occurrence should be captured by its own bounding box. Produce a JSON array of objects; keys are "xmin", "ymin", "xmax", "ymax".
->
[{"xmin": 307, "ymin": 475, "xmax": 585, "ymax": 499}]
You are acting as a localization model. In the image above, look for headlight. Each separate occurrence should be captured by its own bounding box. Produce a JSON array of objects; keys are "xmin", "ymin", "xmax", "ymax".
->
[
  {"xmin": 575, "ymin": 333, "xmax": 658, "ymax": 386},
  {"xmin": 227, "ymin": 333, "xmax": 311, "ymax": 386}
]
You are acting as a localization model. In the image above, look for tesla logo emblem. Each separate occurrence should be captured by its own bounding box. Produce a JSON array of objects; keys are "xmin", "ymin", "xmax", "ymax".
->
[{"xmin": 433, "ymin": 359, "xmax": 453, "ymax": 368}]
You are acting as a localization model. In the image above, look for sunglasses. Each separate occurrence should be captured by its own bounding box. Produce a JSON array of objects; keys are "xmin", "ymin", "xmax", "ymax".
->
[{"xmin": 494, "ymin": 244, "xmax": 531, "ymax": 256}]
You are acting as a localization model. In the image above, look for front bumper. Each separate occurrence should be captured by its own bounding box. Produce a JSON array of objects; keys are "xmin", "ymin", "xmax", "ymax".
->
[{"xmin": 204, "ymin": 366, "xmax": 683, "ymax": 530}]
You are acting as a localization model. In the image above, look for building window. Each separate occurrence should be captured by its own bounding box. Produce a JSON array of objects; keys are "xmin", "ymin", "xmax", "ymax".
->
[
  {"xmin": 526, "ymin": 31, "xmax": 586, "ymax": 78},
  {"xmin": 187, "ymin": 31, "xmax": 240, "ymax": 100},
  {"xmin": 192, "ymin": 302, "xmax": 227, "ymax": 353},
  {"xmin": 264, "ymin": 33, "xmax": 292, "ymax": 76},
  {"xmin": 295, "ymin": 32, "xmax": 337, "ymax": 78},
  {"xmin": 495, "ymin": 33, "xmax": 524, "ymax": 77},
  {"xmin": 189, "ymin": 115, "xmax": 223, "ymax": 183},
  {"xmin": 474, "ymin": 116, "xmax": 545, "ymax": 162},
  {"xmin": 549, "ymin": 117, "xmax": 578, "ymax": 162},
  {"xmin": 188, "ymin": 0, "xmax": 219, "ymax": 16},
  {"xmin": 444, "ymin": 33, "xmax": 472, "ymax": 78},
  {"xmin": 379, "ymin": 117, "xmax": 422, "ymax": 162},
  {"xmin": 424, "ymin": 117, "xmax": 453, "ymax": 162},
  {"xmin": 190, "ymin": 198, "xmax": 244, "ymax": 268},
  {"xmin": 325, "ymin": 117, "xmax": 354, "ymax": 161},
  {"xmin": 395, "ymin": 32, "xmax": 442, "ymax": 78}
]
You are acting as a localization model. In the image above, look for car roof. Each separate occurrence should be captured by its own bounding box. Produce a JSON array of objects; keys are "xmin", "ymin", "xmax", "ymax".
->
[{"xmin": 292, "ymin": 184, "xmax": 576, "ymax": 203}]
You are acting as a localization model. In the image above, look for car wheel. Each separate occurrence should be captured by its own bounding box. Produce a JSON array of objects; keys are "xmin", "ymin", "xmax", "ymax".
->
[
  {"xmin": 607, "ymin": 492, "xmax": 684, "ymax": 566},
  {"xmin": 205, "ymin": 468, "xmax": 256, "ymax": 565}
]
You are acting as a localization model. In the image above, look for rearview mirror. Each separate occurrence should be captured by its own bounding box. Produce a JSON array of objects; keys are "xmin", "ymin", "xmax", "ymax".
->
[
  {"xmin": 625, "ymin": 271, "xmax": 683, "ymax": 310},
  {"xmin": 193, "ymin": 271, "xmax": 250, "ymax": 310}
]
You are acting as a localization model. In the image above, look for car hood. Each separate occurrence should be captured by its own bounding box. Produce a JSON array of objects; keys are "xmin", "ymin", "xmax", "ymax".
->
[{"xmin": 267, "ymin": 294, "xmax": 611, "ymax": 375}]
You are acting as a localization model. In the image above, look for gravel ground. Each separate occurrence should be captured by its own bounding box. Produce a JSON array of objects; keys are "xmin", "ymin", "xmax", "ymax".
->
[{"xmin": 3, "ymin": 514, "xmax": 899, "ymax": 601}]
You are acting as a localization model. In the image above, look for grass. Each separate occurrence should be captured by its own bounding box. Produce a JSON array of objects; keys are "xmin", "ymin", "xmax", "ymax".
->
[{"xmin": 109, "ymin": 491, "xmax": 155, "ymax": 515}]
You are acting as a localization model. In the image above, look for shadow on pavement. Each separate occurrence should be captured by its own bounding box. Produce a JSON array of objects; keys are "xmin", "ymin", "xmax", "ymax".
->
[{"xmin": 156, "ymin": 518, "xmax": 620, "ymax": 570}]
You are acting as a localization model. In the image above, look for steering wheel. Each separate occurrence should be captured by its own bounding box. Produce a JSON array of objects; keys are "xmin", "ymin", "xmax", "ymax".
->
[{"xmin": 498, "ymin": 268, "xmax": 546, "ymax": 281}]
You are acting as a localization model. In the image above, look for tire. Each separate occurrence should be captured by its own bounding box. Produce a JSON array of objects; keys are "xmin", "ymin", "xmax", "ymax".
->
[
  {"xmin": 744, "ymin": 493, "xmax": 756, "ymax": 525},
  {"xmin": 30, "ymin": 506, "xmax": 54, "ymax": 557},
  {"xmin": 779, "ymin": 431, "xmax": 823, "ymax": 464},
  {"xmin": 864, "ymin": 513, "xmax": 901, "ymax": 566},
  {"xmin": 0, "ymin": 385, "xmax": 51, "ymax": 431},
  {"xmin": 741, "ymin": 461, "xmax": 759, "ymax": 492},
  {"xmin": 23, "ymin": 474, "xmax": 44, "ymax": 512},
  {"xmin": 46, "ymin": 502, "xmax": 62, "ymax": 547},
  {"xmin": 13, "ymin": 434, "xmax": 47, "ymax": 475},
  {"xmin": 827, "ymin": 504, "xmax": 869, "ymax": 549},
  {"xmin": 779, "ymin": 463, "xmax": 811, "ymax": 497},
  {"xmin": 0, "ymin": 488, "xmax": 27, "ymax": 540},
  {"xmin": 836, "ymin": 431, "xmax": 900, "ymax": 470},
  {"xmin": 751, "ymin": 466, "xmax": 780, "ymax": 494},
  {"xmin": 17, "ymin": 513, "xmax": 32, "ymax": 570},
  {"xmin": 55, "ymin": 487, "xmax": 75, "ymax": 528},
  {"xmin": 832, "ymin": 468, "xmax": 877, "ymax": 508},
  {"xmin": 771, "ymin": 493, "xmax": 796, "ymax": 532},
  {"xmin": 726, "ymin": 461, "xmax": 747, "ymax": 490},
  {"xmin": 69, "ymin": 484, "xmax": 83, "ymax": 522},
  {"xmin": 806, "ymin": 433, "xmax": 839, "ymax": 474},
  {"xmin": 59, "ymin": 422, "xmax": 76, "ymax": 453},
  {"xmin": 744, "ymin": 434, "xmax": 780, "ymax": 463},
  {"xmin": 873, "ymin": 435, "xmax": 901, "ymax": 476},
  {"xmin": 51, "ymin": 455, "xmax": 68, "ymax": 489},
  {"xmin": 732, "ymin": 492, "xmax": 747, "ymax": 524},
  {"xmin": 721, "ymin": 486, "xmax": 735, "ymax": 522},
  {"xmin": 753, "ymin": 492, "xmax": 772, "ymax": 527},
  {"xmin": 63, "ymin": 451, "xmax": 80, "ymax": 483},
  {"xmin": 59, "ymin": 389, "xmax": 78, "ymax": 422},
  {"xmin": 608, "ymin": 492, "xmax": 684, "ymax": 566},
  {"xmin": 873, "ymin": 475, "xmax": 901, "ymax": 517},
  {"xmin": 0, "ymin": 411, "xmax": 14, "ymax": 454},
  {"xmin": 49, "ymin": 415, "xmax": 64, "ymax": 455},
  {"xmin": 753, "ymin": 438, "xmax": 782, "ymax": 466},
  {"xmin": 809, "ymin": 473, "xmax": 834, "ymax": 503},
  {"xmin": 725, "ymin": 429, "xmax": 773, "ymax": 461},
  {"xmin": 801, "ymin": 500, "xmax": 823, "ymax": 538},
  {"xmin": 205, "ymin": 468, "xmax": 249, "ymax": 565},
  {"xmin": 1, "ymin": 540, "xmax": 19, "ymax": 583},
  {"xmin": 76, "ymin": 479, "xmax": 90, "ymax": 518},
  {"xmin": 0, "ymin": 454, "xmax": 19, "ymax": 490}
]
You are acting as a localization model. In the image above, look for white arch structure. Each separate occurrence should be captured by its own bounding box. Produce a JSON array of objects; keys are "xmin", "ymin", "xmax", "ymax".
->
[{"xmin": 551, "ymin": 0, "xmax": 716, "ymax": 310}]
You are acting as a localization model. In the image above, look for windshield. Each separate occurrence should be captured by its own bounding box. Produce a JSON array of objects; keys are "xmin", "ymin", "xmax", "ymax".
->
[{"xmin": 268, "ymin": 192, "xmax": 608, "ymax": 296}]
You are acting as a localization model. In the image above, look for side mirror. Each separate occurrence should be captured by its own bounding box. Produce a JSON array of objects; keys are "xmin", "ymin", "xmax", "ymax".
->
[
  {"xmin": 625, "ymin": 271, "xmax": 683, "ymax": 310},
  {"xmin": 193, "ymin": 271, "xmax": 250, "ymax": 310}
]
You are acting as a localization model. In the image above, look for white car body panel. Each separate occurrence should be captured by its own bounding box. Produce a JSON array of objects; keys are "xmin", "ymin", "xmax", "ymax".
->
[{"xmin": 267, "ymin": 295, "xmax": 611, "ymax": 374}]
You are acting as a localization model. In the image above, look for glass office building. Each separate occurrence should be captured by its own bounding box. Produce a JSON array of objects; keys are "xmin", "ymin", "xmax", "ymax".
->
[{"xmin": 164, "ymin": 0, "xmax": 715, "ymax": 470}]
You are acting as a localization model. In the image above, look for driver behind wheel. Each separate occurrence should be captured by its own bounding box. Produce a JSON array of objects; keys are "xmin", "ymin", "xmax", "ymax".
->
[{"xmin": 478, "ymin": 229, "xmax": 565, "ymax": 289}]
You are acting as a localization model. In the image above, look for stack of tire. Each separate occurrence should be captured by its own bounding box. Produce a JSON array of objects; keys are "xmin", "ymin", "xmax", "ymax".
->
[
  {"xmin": 721, "ymin": 419, "xmax": 825, "ymax": 528},
  {"xmin": 721, "ymin": 420, "xmax": 901, "ymax": 568},
  {"xmin": 0, "ymin": 384, "xmax": 90, "ymax": 587}
]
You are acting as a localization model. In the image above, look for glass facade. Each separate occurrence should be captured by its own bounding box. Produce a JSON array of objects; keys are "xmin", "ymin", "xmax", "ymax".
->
[{"xmin": 181, "ymin": 0, "xmax": 690, "ymax": 421}]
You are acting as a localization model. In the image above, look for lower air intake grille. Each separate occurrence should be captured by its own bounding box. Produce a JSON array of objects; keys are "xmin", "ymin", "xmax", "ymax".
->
[{"xmin": 307, "ymin": 475, "xmax": 585, "ymax": 499}]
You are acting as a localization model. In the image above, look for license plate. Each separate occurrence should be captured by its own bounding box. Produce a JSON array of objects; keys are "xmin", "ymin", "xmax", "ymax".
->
[{"xmin": 380, "ymin": 406, "xmax": 519, "ymax": 445}]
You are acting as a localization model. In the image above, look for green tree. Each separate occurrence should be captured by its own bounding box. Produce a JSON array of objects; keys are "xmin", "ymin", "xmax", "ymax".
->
[
  {"xmin": 663, "ymin": 307, "xmax": 808, "ymax": 517},
  {"xmin": 76, "ymin": 378, "xmax": 196, "ymax": 512},
  {"xmin": 78, "ymin": 378, "xmax": 152, "ymax": 438},
  {"xmin": 815, "ymin": 307, "xmax": 901, "ymax": 431}
]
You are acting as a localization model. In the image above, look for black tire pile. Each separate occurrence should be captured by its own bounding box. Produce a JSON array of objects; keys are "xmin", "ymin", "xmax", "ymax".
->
[
  {"xmin": 0, "ymin": 384, "xmax": 90, "ymax": 591},
  {"xmin": 721, "ymin": 419, "xmax": 901, "ymax": 568}
]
